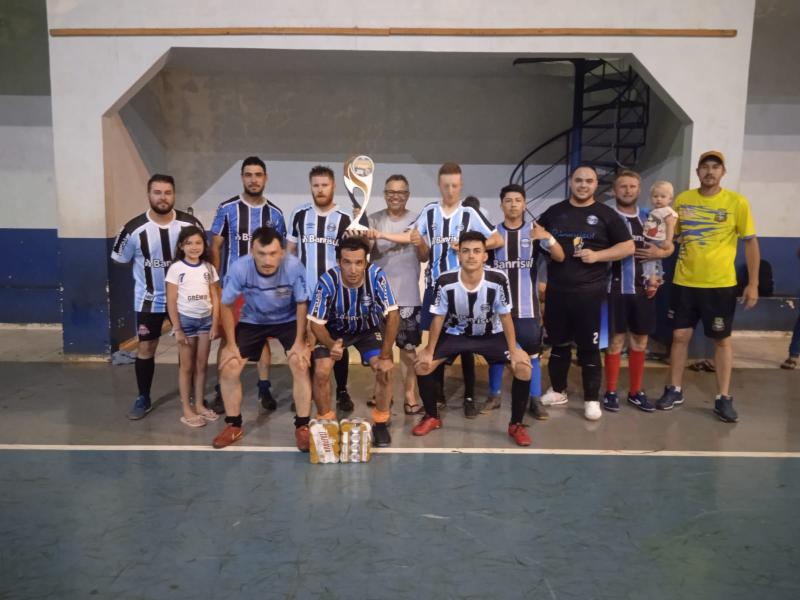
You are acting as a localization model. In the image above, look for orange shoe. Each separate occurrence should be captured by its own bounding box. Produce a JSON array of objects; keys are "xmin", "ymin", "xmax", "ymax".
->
[
  {"xmin": 212, "ymin": 425, "xmax": 243, "ymax": 449},
  {"xmin": 412, "ymin": 415, "xmax": 442, "ymax": 436},
  {"xmin": 508, "ymin": 423, "xmax": 531, "ymax": 447},
  {"xmin": 295, "ymin": 425, "xmax": 310, "ymax": 452}
]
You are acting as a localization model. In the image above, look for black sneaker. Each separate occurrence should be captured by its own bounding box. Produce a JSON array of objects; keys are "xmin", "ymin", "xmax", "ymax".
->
[
  {"xmin": 209, "ymin": 385, "xmax": 226, "ymax": 415},
  {"xmin": 528, "ymin": 396, "xmax": 549, "ymax": 421},
  {"xmin": 714, "ymin": 396, "xmax": 738, "ymax": 423},
  {"xmin": 337, "ymin": 389, "xmax": 354, "ymax": 412},
  {"xmin": 463, "ymin": 397, "xmax": 479, "ymax": 419},
  {"xmin": 656, "ymin": 386, "xmax": 684, "ymax": 411},
  {"xmin": 372, "ymin": 422, "xmax": 391, "ymax": 447},
  {"xmin": 259, "ymin": 387, "xmax": 277, "ymax": 412}
]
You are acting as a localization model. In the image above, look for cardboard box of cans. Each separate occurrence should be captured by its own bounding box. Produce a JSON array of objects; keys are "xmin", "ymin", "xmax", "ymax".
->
[{"xmin": 309, "ymin": 418, "xmax": 373, "ymax": 464}]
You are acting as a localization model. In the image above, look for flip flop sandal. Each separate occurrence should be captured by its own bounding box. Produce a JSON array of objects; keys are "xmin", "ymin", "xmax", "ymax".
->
[
  {"xmin": 199, "ymin": 409, "xmax": 219, "ymax": 422},
  {"xmin": 180, "ymin": 415, "xmax": 207, "ymax": 428},
  {"xmin": 404, "ymin": 403, "xmax": 424, "ymax": 415}
]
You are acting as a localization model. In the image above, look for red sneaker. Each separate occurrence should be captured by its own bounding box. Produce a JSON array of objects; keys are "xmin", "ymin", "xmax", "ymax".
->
[
  {"xmin": 508, "ymin": 423, "xmax": 531, "ymax": 447},
  {"xmin": 412, "ymin": 415, "xmax": 442, "ymax": 436},
  {"xmin": 212, "ymin": 425, "xmax": 243, "ymax": 449},
  {"xmin": 295, "ymin": 425, "xmax": 310, "ymax": 452}
]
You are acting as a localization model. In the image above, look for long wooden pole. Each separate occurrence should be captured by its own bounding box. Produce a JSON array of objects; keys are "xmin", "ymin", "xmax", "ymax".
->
[{"xmin": 50, "ymin": 26, "xmax": 737, "ymax": 38}]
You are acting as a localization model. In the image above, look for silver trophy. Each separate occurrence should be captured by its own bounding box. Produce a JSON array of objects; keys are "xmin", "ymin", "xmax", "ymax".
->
[{"xmin": 343, "ymin": 155, "xmax": 374, "ymax": 231}]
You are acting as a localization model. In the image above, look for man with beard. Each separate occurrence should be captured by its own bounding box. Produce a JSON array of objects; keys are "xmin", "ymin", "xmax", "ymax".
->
[
  {"xmin": 213, "ymin": 227, "xmax": 312, "ymax": 450},
  {"xmin": 209, "ymin": 157, "xmax": 287, "ymax": 415},
  {"xmin": 111, "ymin": 174, "xmax": 205, "ymax": 420},
  {"xmin": 602, "ymin": 170, "xmax": 675, "ymax": 413},
  {"xmin": 537, "ymin": 166, "xmax": 635, "ymax": 421},
  {"xmin": 308, "ymin": 236, "xmax": 399, "ymax": 447},
  {"xmin": 287, "ymin": 165, "xmax": 354, "ymax": 412},
  {"xmin": 657, "ymin": 151, "xmax": 759, "ymax": 422}
]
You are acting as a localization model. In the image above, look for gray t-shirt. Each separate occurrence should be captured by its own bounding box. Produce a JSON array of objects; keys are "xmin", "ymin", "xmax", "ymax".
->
[{"xmin": 369, "ymin": 208, "xmax": 421, "ymax": 307}]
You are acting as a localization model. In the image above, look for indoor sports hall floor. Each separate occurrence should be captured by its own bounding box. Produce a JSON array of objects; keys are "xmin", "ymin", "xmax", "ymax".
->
[{"xmin": 1, "ymin": 325, "xmax": 798, "ymax": 599}]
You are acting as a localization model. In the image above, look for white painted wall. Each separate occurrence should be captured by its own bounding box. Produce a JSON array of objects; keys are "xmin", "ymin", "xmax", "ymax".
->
[
  {"xmin": 46, "ymin": 0, "xmax": 756, "ymax": 239},
  {"xmin": 0, "ymin": 96, "xmax": 58, "ymax": 229},
  {"xmin": 739, "ymin": 2, "xmax": 800, "ymax": 238}
]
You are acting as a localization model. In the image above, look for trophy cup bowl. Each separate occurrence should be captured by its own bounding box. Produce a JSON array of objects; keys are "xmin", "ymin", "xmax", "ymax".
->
[{"xmin": 343, "ymin": 155, "xmax": 374, "ymax": 232}]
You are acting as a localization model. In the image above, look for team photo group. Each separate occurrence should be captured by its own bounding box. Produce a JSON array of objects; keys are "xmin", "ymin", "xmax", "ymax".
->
[{"xmin": 111, "ymin": 150, "xmax": 759, "ymax": 450}]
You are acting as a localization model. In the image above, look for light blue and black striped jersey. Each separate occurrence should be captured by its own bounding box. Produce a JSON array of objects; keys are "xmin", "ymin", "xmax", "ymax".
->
[
  {"xmin": 287, "ymin": 204, "xmax": 353, "ymax": 297},
  {"xmin": 430, "ymin": 267, "xmax": 512, "ymax": 336},
  {"xmin": 210, "ymin": 195, "xmax": 286, "ymax": 276},
  {"xmin": 111, "ymin": 210, "xmax": 205, "ymax": 313},
  {"xmin": 491, "ymin": 222, "xmax": 541, "ymax": 319},
  {"xmin": 415, "ymin": 202, "xmax": 495, "ymax": 288},
  {"xmin": 308, "ymin": 264, "xmax": 397, "ymax": 336},
  {"xmin": 609, "ymin": 207, "xmax": 649, "ymax": 294}
]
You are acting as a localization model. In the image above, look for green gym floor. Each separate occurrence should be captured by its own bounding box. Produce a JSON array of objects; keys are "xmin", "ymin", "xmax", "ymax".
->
[{"xmin": 1, "ymin": 327, "xmax": 798, "ymax": 599}]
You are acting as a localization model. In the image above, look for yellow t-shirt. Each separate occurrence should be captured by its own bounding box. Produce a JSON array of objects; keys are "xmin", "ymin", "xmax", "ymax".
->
[{"xmin": 673, "ymin": 188, "xmax": 756, "ymax": 288}]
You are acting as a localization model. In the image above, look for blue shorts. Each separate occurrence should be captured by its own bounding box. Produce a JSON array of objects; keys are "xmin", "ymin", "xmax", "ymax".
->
[{"xmin": 179, "ymin": 313, "xmax": 212, "ymax": 337}]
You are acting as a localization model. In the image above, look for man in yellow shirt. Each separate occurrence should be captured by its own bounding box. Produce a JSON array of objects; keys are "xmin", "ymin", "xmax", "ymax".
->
[{"xmin": 656, "ymin": 151, "xmax": 760, "ymax": 422}]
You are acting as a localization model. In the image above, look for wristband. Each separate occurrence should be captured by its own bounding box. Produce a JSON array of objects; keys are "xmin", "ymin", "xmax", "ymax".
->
[{"xmin": 541, "ymin": 235, "xmax": 556, "ymax": 249}]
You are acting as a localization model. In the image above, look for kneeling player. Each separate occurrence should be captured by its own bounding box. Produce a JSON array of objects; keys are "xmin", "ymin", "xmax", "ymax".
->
[
  {"xmin": 413, "ymin": 232, "xmax": 533, "ymax": 446},
  {"xmin": 214, "ymin": 227, "xmax": 313, "ymax": 450},
  {"xmin": 308, "ymin": 237, "xmax": 399, "ymax": 447}
]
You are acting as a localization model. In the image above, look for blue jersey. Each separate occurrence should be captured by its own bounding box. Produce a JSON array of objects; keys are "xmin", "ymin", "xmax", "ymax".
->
[
  {"xmin": 221, "ymin": 254, "xmax": 307, "ymax": 325},
  {"xmin": 308, "ymin": 264, "xmax": 397, "ymax": 336},
  {"xmin": 210, "ymin": 195, "xmax": 286, "ymax": 276},
  {"xmin": 415, "ymin": 202, "xmax": 495, "ymax": 287},
  {"xmin": 491, "ymin": 222, "xmax": 541, "ymax": 319},
  {"xmin": 609, "ymin": 207, "xmax": 649, "ymax": 294},
  {"xmin": 287, "ymin": 204, "xmax": 352, "ymax": 296},
  {"xmin": 111, "ymin": 210, "xmax": 204, "ymax": 313},
  {"xmin": 430, "ymin": 268, "xmax": 512, "ymax": 336}
]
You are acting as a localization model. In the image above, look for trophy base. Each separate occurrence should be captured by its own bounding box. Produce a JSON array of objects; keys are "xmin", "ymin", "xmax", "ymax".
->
[{"xmin": 346, "ymin": 223, "xmax": 370, "ymax": 232}]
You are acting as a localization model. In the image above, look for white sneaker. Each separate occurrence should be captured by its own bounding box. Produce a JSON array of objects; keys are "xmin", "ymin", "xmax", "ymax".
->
[
  {"xmin": 584, "ymin": 400, "xmax": 602, "ymax": 421},
  {"xmin": 541, "ymin": 387, "xmax": 568, "ymax": 406}
]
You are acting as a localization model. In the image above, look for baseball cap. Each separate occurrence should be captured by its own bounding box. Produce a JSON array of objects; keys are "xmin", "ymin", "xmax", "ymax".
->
[{"xmin": 698, "ymin": 150, "xmax": 725, "ymax": 167}]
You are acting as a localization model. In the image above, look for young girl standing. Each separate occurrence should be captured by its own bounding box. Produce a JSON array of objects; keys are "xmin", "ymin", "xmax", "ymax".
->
[{"xmin": 166, "ymin": 226, "xmax": 221, "ymax": 427}]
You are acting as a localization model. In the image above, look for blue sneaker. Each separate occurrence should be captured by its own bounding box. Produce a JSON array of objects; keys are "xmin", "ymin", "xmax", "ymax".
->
[
  {"xmin": 627, "ymin": 391, "xmax": 656, "ymax": 413},
  {"xmin": 603, "ymin": 391, "xmax": 620, "ymax": 412},
  {"xmin": 656, "ymin": 386, "xmax": 684, "ymax": 411},
  {"xmin": 127, "ymin": 395, "xmax": 152, "ymax": 420},
  {"xmin": 714, "ymin": 396, "xmax": 738, "ymax": 423}
]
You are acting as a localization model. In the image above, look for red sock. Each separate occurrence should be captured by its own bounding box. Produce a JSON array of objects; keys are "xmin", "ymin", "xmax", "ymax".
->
[
  {"xmin": 629, "ymin": 350, "xmax": 646, "ymax": 394},
  {"xmin": 604, "ymin": 352, "xmax": 621, "ymax": 392}
]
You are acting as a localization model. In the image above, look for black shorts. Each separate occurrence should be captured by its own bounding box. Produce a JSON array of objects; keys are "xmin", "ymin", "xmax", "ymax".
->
[
  {"xmin": 313, "ymin": 329, "xmax": 383, "ymax": 365},
  {"xmin": 544, "ymin": 288, "xmax": 604, "ymax": 350},
  {"xmin": 668, "ymin": 284, "xmax": 737, "ymax": 339},
  {"xmin": 136, "ymin": 311, "xmax": 171, "ymax": 342},
  {"xmin": 396, "ymin": 306, "xmax": 422, "ymax": 350},
  {"xmin": 513, "ymin": 317, "xmax": 542, "ymax": 355},
  {"xmin": 236, "ymin": 321, "xmax": 296, "ymax": 361},
  {"xmin": 420, "ymin": 286, "xmax": 435, "ymax": 331},
  {"xmin": 608, "ymin": 290, "xmax": 656, "ymax": 336},
  {"xmin": 433, "ymin": 333, "xmax": 509, "ymax": 365}
]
